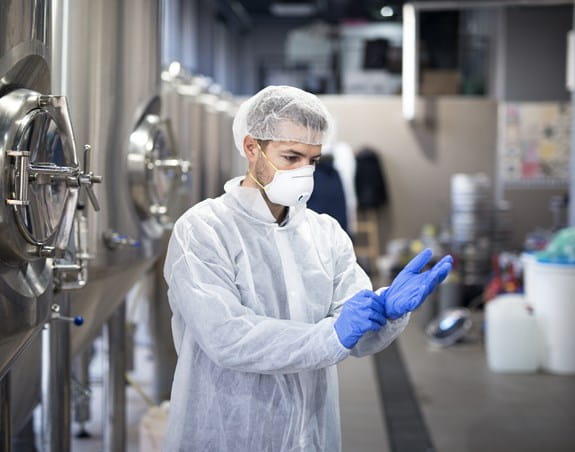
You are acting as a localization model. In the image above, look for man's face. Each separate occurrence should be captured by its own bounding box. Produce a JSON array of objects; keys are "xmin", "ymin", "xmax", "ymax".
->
[{"xmin": 253, "ymin": 140, "xmax": 322, "ymax": 187}]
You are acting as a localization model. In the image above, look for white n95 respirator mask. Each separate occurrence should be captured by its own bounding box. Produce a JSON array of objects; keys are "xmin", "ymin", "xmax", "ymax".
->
[
  {"xmin": 250, "ymin": 147, "xmax": 315, "ymax": 207},
  {"xmin": 264, "ymin": 164, "xmax": 315, "ymax": 206}
]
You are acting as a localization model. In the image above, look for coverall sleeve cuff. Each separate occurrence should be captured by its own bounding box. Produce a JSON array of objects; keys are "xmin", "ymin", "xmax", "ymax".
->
[
  {"xmin": 325, "ymin": 319, "xmax": 352, "ymax": 361},
  {"xmin": 375, "ymin": 286, "xmax": 388, "ymax": 296},
  {"xmin": 387, "ymin": 312, "xmax": 411, "ymax": 328}
]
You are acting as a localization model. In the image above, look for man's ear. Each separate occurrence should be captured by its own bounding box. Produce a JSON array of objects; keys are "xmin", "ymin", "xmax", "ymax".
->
[{"xmin": 243, "ymin": 136, "xmax": 259, "ymax": 162}]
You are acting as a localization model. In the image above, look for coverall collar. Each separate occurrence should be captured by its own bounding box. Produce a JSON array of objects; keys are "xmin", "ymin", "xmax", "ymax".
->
[{"xmin": 223, "ymin": 176, "xmax": 305, "ymax": 227}]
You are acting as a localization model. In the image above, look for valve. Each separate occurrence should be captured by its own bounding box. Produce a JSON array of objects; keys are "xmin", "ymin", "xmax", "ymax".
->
[
  {"xmin": 103, "ymin": 230, "xmax": 141, "ymax": 250},
  {"xmin": 50, "ymin": 303, "xmax": 84, "ymax": 326}
]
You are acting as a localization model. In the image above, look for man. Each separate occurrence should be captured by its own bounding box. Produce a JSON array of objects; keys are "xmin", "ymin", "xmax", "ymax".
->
[{"xmin": 163, "ymin": 86, "xmax": 452, "ymax": 451}]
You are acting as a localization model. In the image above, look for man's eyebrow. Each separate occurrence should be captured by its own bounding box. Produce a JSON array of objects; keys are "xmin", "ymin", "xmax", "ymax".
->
[{"xmin": 280, "ymin": 149, "xmax": 322, "ymax": 159}]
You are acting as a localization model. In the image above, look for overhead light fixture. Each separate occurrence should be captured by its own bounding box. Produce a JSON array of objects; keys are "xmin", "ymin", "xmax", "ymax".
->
[
  {"xmin": 270, "ymin": 1, "xmax": 317, "ymax": 17},
  {"xmin": 567, "ymin": 30, "xmax": 575, "ymax": 92},
  {"xmin": 402, "ymin": 4, "xmax": 418, "ymax": 121},
  {"xmin": 380, "ymin": 6, "xmax": 394, "ymax": 18}
]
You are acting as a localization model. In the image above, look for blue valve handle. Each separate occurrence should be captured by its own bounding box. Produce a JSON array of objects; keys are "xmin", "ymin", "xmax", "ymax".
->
[
  {"xmin": 119, "ymin": 234, "xmax": 141, "ymax": 248},
  {"xmin": 50, "ymin": 304, "xmax": 84, "ymax": 326},
  {"xmin": 57, "ymin": 315, "xmax": 84, "ymax": 326}
]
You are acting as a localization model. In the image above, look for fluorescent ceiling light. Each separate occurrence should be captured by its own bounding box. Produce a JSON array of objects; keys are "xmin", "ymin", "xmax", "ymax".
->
[
  {"xmin": 380, "ymin": 6, "xmax": 394, "ymax": 17},
  {"xmin": 270, "ymin": 3, "xmax": 317, "ymax": 17},
  {"xmin": 567, "ymin": 30, "xmax": 575, "ymax": 92},
  {"xmin": 402, "ymin": 4, "xmax": 417, "ymax": 121}
]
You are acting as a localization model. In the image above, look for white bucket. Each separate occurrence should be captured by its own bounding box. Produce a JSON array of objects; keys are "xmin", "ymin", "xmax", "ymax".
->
[
  {"xmin": 485, "ymin": 294, "xmax": 539, "ymax": 373},
  {"xmin": 521, "ymin": 253, "xmax": 536, "ymax": 302},
  {"xmin": 525, "ymin": 260, "xmax": 575, "ymax": 375},
  {"xmin": 139, "ymin": 401, "xmax": 170, "ymax": 452}
]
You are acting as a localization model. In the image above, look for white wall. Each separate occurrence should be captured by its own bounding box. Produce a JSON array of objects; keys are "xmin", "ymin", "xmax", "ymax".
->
[{"xmin": 321, "ymin": 96, "xmax": 498, "ymax": 248}]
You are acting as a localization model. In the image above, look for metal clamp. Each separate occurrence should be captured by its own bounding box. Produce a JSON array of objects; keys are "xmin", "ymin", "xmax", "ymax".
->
[
  {"xmin": 5, "ymin": 150, "xmax": 31, "ymax": 206},
  {"xmin": 53, "ymin": 258, "xmax": 87, "ymax": 291},
  {"xmin": 53, "ymin": 207, "xmax": 93, "ymax": 291},
  {"xmin": 28, "ymin": 162, "xmax": 78, "ymax": 181},
  {"xmin": 154, "ymin": 157, "xmax": 192, "ymax": 185},
  {"xmin": 148, "ymin": 157, "xmax": 191, "ymax": 218},
  {"xmin": 153, "ymin": 157, "xmax": 191, "ymax": 174},
  {"xmin": 149, "ymin": 204, "xmax": 168, "ymax": 216},
  {"xmin": 6, "ymin": 145, "xmax": 102, "ymax": 210},
  {"xmin": 79, "ymin": 145, "xmax": 102, "ymax": 211}
]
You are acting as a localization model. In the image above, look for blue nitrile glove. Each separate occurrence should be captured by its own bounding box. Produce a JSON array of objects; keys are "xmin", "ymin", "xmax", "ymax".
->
[
  {"xmin": 379, "ymin": 248, "xmax": 453, "ymax": 320},
  {"xmin": 334, "ymin": 290, "xmax": 387, "ymax": 349}
]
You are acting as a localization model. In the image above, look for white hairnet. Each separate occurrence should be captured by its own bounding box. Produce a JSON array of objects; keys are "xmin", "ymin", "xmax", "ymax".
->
[{"xmin": 233, "ymin": 85, "xmax": 334, "ymax": 156}]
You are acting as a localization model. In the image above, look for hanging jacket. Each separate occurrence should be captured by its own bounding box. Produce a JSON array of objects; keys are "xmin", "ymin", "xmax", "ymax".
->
[
  {"xmin": 355, "ymin": 147, "xmax": 388, "ymax": 209},
  {"xmin": 308, "ymin": 155, "xmax": 348, "ymax": 233}
]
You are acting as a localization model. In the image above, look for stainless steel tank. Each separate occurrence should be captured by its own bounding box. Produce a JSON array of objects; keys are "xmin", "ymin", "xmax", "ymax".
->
[
  {"xmin": 52, "ymin": 0, "xmax": 187, "ymax": 356},
  {"xmin": 205, "ymin": 92, "xmax": 240, "ymax": 194},
  {"xmin": 162, "ymin": 68, "xmax": 210, "ymax": 211},
  {"xmin": 151, "ymin": 68, "xmax": 241, "ymax": 402},
  {"xmin": 161, "ymin": 68, "xmax": 242, "ymax": 210},
  {"xmin": 202, "ymin": 89, "xmax": 235, "ymax": 198},
  {"xmin": 0, "ymin": 0, "xmax": 96, "ymax": 437}
]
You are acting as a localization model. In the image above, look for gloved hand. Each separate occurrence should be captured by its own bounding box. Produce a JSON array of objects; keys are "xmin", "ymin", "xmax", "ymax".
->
[
  {"xmin": 334, "ymin": 290, "xmax": 387, "ymax": 349},
  {"xmin": 380, "ymin": 248, "xmax": 453, "ymax": 320}
]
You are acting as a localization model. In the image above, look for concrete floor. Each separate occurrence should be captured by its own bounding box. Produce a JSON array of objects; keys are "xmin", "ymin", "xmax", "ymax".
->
[
  {"xmin": 62, "ymin": 310, "xmax": 575, "ymax": 452},
  {"xmin": 397, "ymin": 312, "xmax": 575, "ymax": 452},
  {"xmin": 338, "ymin": 355, "xmax": 390, "ymax": 452}
]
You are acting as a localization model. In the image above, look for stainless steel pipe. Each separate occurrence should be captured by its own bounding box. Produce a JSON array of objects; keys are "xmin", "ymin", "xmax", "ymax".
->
[
  {"xmin": 0, "ymin": 373, "xmax": 10, "ymax": 452},
  {"xmin": 72, "ymin": 346, "xmax": 93, "ymax": 437},
  {"xmin": 41, "ymin": 294, "xmax": 72, "ymax": 452},
  {"xmin": 150, "ymin": 257, "xmax": 177, "ymax": 403},
  {"xmin": 104, "ymin": 303, "xmax": 127, "ymax": 452}
]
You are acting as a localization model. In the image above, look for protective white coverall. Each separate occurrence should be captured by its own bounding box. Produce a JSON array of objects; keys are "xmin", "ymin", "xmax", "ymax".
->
[{"xmin": 163, "ymin": 176, "xmax": 409, "ymax": 451}]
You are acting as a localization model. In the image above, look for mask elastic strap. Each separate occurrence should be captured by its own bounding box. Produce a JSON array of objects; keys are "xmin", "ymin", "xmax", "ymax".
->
[
  {"xmin": 256, "ymin": 142, "xmax": 281, "ymax": 172},
  {"xmin": 247, "ymin": 171, "xmax": 266, "ymax": 190},
  {"xmin": 247, "ymin": 142, "xmax": 278, "ymax": 190}
]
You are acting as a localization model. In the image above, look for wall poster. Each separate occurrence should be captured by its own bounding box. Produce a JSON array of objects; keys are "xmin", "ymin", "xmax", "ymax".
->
[{"xmin": 499, "ymin": 102, "xmax": 571, "ymax": 186}]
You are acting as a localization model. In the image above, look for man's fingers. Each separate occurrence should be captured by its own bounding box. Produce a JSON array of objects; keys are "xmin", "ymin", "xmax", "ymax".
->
[
  {"xmin": 386, "ymin": 285, "xmax": 423, "ymax": 315},
  {"xmin": 435, "ymin": 254, "xmax": 454, "ymax": 268},
  {"xmin": 356, "ymin": 289, "xmax": 375, "ymax": 298},
  {"xmin": 431, "ymin": 260, "xmax": 452, "ymax": 285},
  {"xmin": 421, "ymin": 261, "xmax": 452, "ymax": 298},
  {"xmin": 407, "ymin": 285, "xmax": 428, "ymax": 310},
  {"xmin": 368, "ymin": 309, "xmax": 386, "ymax": 326},
  {"xmin": 365, "ymin": 292, "xmax": 386, "ymax": 315},
  {"xmin": 402, "ymin": 248, "xmax": 433, "ymax": 274}
]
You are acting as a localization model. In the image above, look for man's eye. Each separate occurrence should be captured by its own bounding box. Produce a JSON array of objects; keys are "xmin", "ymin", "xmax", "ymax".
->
[{"xmin": 283, "ymin": 155, "xmax": 299, "ymax": 162}]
